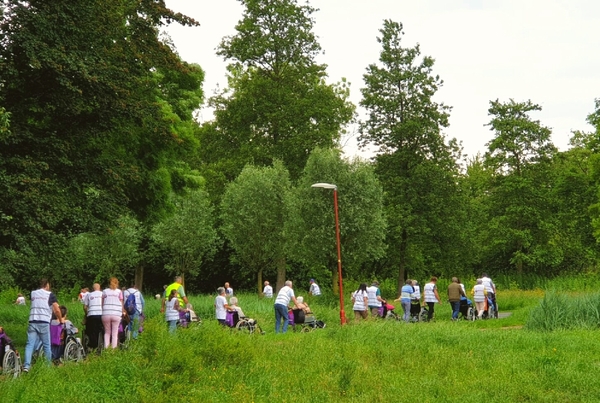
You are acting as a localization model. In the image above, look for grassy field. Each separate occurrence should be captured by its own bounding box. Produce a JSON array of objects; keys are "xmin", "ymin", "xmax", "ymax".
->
[{"xmin": 2, "ymin": 289, "xmax": 600, "ymax": 402}]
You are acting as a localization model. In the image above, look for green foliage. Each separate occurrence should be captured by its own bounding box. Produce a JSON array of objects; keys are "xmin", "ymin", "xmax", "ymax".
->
[
  {"xmin": 201, "ymin": 0, "xmax": 355, "ymax": 182},
  {"xmin": 358, "ymin": 20, "xmax": 465, "ymax": 291},
  {"xmin": 286, "ymin": 148, "xmax": 387, "ymax": 288},
  {"xmin": 220, "ymin": 161, "xmax": 290, "ymax": 286},
  {"xmin": 151, "ymin": 190, "xmax": 219, "ymax": 281}
]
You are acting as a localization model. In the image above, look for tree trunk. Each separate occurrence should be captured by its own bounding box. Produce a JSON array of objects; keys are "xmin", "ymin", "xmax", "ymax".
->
[
  {"xmin": 135, "ymin": 265, "xmax": 144, "ymax": 291},
  {"xmin": 257, "ymin": 269, "xmax": 263, "ymax": 296},
  {"xmin": 275, "ymin": 257, "xmax": 286, "ymax": 292}
]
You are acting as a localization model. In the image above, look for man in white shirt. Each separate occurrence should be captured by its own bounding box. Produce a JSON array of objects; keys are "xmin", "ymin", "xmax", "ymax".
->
[
  {"xmin": 481, "ymin": 273, "xmax": 498, "ymax": 318},
  {"xmin": 263, "ymin": 281, "xmax": 273, "ymax": 298},
  {"xmin": 274, "ymin": 280, "xmax": 299, "ymax": 333},
  {"xmin": 225, "ymin": 282, "xmax": 233, "ymax": 297},
  {"xmin": 309, "ymin": 279, "xmax": 321, "ymax": 297},
  {"xmin": 84, "ymin": 283, "xmax": 104, "ymax": 349},
  {"xmin": 367, "ymin": 281, "xmax": 384, "ymax": 316}
]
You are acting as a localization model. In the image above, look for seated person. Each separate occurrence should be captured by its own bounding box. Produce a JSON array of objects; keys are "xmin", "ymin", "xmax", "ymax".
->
[
  {"xmin": 0, "ymin": 326, "xmax": 15, "ymax": 364},
  {"xmin": 294, "ymin": 296, "xmax": 312, "ymax": 314},
  {"xmin": 50, "ymin": 305, "xmax": 78, "ymax": 361},
  {"xmin": 229, "ymin": 297, "xmax": 246, "ymax": 318}
]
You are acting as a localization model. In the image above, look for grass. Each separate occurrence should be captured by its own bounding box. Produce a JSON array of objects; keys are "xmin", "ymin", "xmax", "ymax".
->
[{"xmin": 2, "ymin": 289, "xmax": 600, "ymax": 402}]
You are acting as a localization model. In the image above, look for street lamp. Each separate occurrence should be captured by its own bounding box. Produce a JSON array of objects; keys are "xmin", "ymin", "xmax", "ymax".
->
[{"xmin": 311, "ymin": 183, "xmax": 347, "ymax": 325}]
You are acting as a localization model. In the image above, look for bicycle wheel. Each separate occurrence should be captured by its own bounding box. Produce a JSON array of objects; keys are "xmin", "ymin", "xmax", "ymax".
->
[
  {"xmin": 2, "ymin": 349, "xmax": 21, "ymax": 378},
  {"xmin": 64, "ymin": 339, "xmax": 82, "ymax": 363}
]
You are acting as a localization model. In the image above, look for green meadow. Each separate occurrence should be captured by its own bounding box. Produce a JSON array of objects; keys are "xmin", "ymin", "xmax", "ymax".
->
[{"xmin": 2, "ymin": 289, "xmax": 600, "ymax": 402}]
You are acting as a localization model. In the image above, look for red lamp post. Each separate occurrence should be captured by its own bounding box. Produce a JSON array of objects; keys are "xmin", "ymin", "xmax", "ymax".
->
[{"xmin": 311, "ymin": 183, "xmax": 347, "ymax": 325}]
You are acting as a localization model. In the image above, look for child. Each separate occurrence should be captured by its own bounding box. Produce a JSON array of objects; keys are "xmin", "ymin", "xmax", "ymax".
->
[
  {"xmin": 50, "ymin": 306, "xmax": 78, "ymax": 361},
  {"xmin": 165, "ymin": 289, "xmax": 186, "ymax": 333},
  {"xmin": 14, "ymin": 293, "xmax": 26, "ymax": 305}
]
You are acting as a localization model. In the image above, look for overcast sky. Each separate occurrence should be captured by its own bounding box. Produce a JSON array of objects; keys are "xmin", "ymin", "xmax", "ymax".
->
[{"xmin": 164, "ymin": 0, "xmax": 600, "ymax": 160}]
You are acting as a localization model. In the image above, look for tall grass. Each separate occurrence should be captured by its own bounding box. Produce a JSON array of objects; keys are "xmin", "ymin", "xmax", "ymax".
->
[
  {"xmin": 526, "ymin": 291, "xmax": 600, "ymax": 331},
  {"xmin": 3, "ymin": 289, "xmax": 600, "ymax": 401}
]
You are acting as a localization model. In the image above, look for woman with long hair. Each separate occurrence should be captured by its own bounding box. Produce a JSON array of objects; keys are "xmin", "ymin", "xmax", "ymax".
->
[{"xmin": 352, "ymin": 283, "xmax": 369, "ymax": 321}]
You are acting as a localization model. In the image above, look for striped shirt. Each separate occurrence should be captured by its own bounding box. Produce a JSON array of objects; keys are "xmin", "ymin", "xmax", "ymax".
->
[
  {"xmin": 102, "ymin": 288, "xmax": 123, "ymax": 317},
  {"xmin": 29, "ymin": 289, "xmax": 56, "ymax": 323},
  {"xmin": 424, "ymin": 283, "xmax": 438, "ymax": 303},
  {"xmin": 84, "ymin": 290, "xmax": 103, "ymax": 316}
]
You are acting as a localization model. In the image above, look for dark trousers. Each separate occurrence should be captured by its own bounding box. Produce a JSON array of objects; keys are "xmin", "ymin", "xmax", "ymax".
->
[
  {"xmin": 85, "ymin": 315, "xmax": 103, "ymax": 348},
  {"xmin": 426, "ymin": 302, "xmax": 435, "ymax": 320}
]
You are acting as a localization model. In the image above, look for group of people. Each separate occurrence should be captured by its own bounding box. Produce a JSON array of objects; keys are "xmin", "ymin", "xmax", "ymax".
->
[{"xmin": 350, "ymin": 274, "xmax": 498, "ymax": 323}]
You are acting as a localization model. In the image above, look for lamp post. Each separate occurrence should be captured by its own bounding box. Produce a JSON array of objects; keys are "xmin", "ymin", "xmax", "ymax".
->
[{"xmin": 311, "ymin": 183, "xmax": 347, "ymax": 325}]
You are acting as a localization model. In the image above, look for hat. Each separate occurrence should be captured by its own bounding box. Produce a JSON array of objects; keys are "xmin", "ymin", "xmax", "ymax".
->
[
  {"xmin": 372, "ymin": 281, "xmax": 380, "ymax": 286},
  {"xmin": 310, "ymin": 279, "xmax": 315, "ymax": 283}
]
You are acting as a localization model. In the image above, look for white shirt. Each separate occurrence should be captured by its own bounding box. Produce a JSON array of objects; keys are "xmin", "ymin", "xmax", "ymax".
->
[
  {"xmin": 215, "ymin": 295, "xmax": 228, "ymax": 320},
  {"xmin": 309, "ymin": 283, "xmax": 321, "ymax": 296},
  {"xmin": 165, "ymin": 298, "xmax": 180, "ymax": 321},
  {"xmin": 424, "ymin": 283, "xmax": 438, "ymax": 303},
  {"xmin": 16, "ymin": 296, "xmax": 26, "ymax": 305},
  {"xmin": 263, "ymin": 285, "xmax": 273, "ymax": 298},
  {"xmin": 473, "ymin": 284, "xmax": 486, "ymax": 302},
  {"xmin": 102, "ymin": 288, "xmax": 123, "ymax": 317},
  {"xmin": 85, "ymin": 290, "xmax": 103, "ymax": 316},
  {"xmin": 352, "ymin": 290, "xmax": 368, "ymax": 311},
  {"xmin": 366, "ymin": 286, "xmax": 382, "ymax": 308},
  {"xmin": 481, "ymin": 277, "xmax": 495, "ymax": 294},
  {"xmin": 275, "ymin": 286, "xmax": 295, "ymax": 306},
  {"xmin": 226, "ymin": 287, "xmax": 233, "ymax": 297},
  {"xmin": 412, "ymin": 285, "xmax": 421, "ymax": 300}
]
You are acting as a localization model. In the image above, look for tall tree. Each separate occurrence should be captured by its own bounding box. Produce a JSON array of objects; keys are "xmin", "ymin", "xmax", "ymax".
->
[
  {"xmin": 0, "ymin": 0, "xmax": 202, "ymax": 285},
  {"xmin": 220, "ymin": 161, "xmax": 291, "ymax": 291},
  {"xmin": 199, "ymin": 0, "xmax": 355, "ymax": 186},
  {"xmin": 286, "ymin": 148, "xmax": 387, "ymax": 295},
  {"xmin": 483, "ymin": 99, "xmax": 558, "ymax": 276},
  {"xmin": 358, "ymin": 20, "xmax": 464, "ymax": 292}
]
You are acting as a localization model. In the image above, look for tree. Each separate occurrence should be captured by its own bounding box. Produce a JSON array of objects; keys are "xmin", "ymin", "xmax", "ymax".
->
[
  {"xmin": 151, "ymin": 190, "xmax": 219, "ymax": 284},
  {"xmin": 220, "ymin": 161, "xmax": 291, "ymax": 292},
  {"xmin": 483, "ymin": 99, "xmax": 558, "ymax": 276},
  {"xmin": 199, "ymin": 0, "xmax": 355, "ymax": 184},
  {"xmin": 358, "ymin": 20, "xmax": 464, "ymax": 292},
  {"xmin": 286, "ymin": 148, "xmax": 387, "ymax": 295},
  {"xmin": 0, "ymin": 1, "xmax": 203, "ymax": 286}
]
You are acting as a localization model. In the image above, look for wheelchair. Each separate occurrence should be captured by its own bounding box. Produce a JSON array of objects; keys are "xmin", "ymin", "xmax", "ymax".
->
[{"xmin": 1, "ymin": 331, "xmax": 21, "ymax": 378}]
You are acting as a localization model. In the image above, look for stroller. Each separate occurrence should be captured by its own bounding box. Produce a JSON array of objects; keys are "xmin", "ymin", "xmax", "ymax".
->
[
  {"xmin": 459, "ymin": 298, "xmax": 474, "ymax": 321},
  {"xmin": 378, "ymin": 301, "xmax": 399, "ymax": 320},
  {"xmin": 50, "ymin": 323, "xmax": 85, "ymax": 363},
  {"xmin": 226, "ymin": 310, "xmax": 264, "ymax": 334},
  {"xmin": 0, "ymin": 330, "xmax": 21, "ymax": 378},
  {"xmin": 290, "ymin": 309, "xmax": 325, "ymax": 333}
]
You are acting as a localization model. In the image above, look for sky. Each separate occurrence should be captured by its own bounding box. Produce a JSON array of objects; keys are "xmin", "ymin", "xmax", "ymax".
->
[{"xmin": 164, "ymin": 0, "xmax": 600, "ymax": 160}]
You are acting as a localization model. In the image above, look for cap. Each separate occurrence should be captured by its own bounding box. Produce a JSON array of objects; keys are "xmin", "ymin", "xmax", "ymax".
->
[{"xmin": 310, "ymin": 279, "xmax": 315, "ymax": 283}]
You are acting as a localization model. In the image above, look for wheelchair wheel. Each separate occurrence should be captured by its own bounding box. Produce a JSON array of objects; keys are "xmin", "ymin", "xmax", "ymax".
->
[
  {"xmin": 419, "ymin": 309, "xmax": 429, "ymax": 322},
  {"xmin": 2, "ymin": 349, "xmax": 21, "ymax": 378},
  {"xmin": 466, "ymin": 307, "xmax": 474, "ymax": 321},
  {"xmin": 64, "ymin": 339, "xmax": 82, "ymax": 363},
  {"xmin": 300, "ymin": 326, "xmax": 313, "ymax": 333},
  {"xmin": 235, "ymin": 320, "xmax": 252, "ymax": 334},
  {"xmin": 488, "ymin": 304, "xmax": 496, "ymax": 320}
]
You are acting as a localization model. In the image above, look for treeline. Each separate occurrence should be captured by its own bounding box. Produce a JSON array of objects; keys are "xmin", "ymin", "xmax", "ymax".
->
[{"xmin": 1, "ymin": 0, "xmax": 599, "ymax": 295}]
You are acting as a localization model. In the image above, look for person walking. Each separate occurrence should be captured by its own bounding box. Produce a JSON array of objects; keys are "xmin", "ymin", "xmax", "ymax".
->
[
  {"xmin": 161, "ymin": 276, "xmax": 189, "ymax": 323},
  {"xmin": 224, "ymin": 282, "xmax": 233, "ymax": 297},
  {"xmin": 481, "ymin": 273, "xmax": 498, "ymax": 317},
  {"xmin": 366, "ymin": 281, "xmax": 384, "ymax": 317},
  {"xmin": 396, "ymin": 279, "xmax": 414, "ymax": 322},
  {"xmin": 165, "ymin": 289, "xmax": 186, "ymax": 333},
  {"xmin": 274, "ymin": 280, "xmax": 299, "ymax": 333},
  {"xmin": 83, "ymin": 283, "xmax": 103, "ymax": 349},
  {"xmin": 471, "ymin": 279, "xmax": 487, "ymax": 319},
  {"xmin": 23, "ymin": 279, "xmax": 63, "ymax": 372},
  {"xmin": 448, "ymin": 277, "xmax": 466, "ymax": 321},
  {"xmin": 215, "ymin": 287, "xmax": 233, "ymax": 326},
  {"xmin": 423, "ymin": 277, "xmax": 441, "ymax": 321},
  {"xmin": 309, "ymin": 279, "xmax": 321, "ymax": 297},
  {"xmin": 102, "ymin": 277, "xmax": 124, "ymax": 349},
  {"xmin": 263, "ymin": 281, "xmax": 273, "ymax": 298},
  {"xmin": 352, "ymin": 283, "xmax": 369, "ymax": 321},
  {"xmin": 124, "ymin": 283, "xmax": 145, "ymax": 340}
]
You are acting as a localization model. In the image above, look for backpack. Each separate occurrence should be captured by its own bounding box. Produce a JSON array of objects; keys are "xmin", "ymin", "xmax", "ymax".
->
[{"xmin": 124, "ymin": 291, "xmax": 138, "ymax": 315}]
